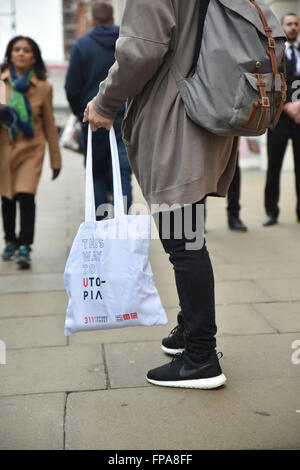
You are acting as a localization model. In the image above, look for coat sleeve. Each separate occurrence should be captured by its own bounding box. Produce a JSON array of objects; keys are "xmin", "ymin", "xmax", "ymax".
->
[
  {"xmin": 65, "ymin": 42, "xmax": 84, "ymax": 118},
  {"xmin": 92, "ymin": 0, "xmax": 175, "ymax": 119},
  {"xmin": 42, "ymin": 84, "xmax": 62, "ymax": 169}
]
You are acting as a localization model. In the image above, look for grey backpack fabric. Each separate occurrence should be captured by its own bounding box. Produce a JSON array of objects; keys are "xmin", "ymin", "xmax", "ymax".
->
[{"xmin": 167, "ymin": 0, "xmax": 287, "ymax": 136}]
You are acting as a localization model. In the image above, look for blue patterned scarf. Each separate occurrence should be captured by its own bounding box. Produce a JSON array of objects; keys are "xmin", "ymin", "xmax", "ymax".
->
[{"xmin": 7, "ymin": 67, "xmax": 34, "ymax": 140}]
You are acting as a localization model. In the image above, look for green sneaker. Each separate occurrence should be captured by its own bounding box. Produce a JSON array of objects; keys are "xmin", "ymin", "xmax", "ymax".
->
[
  {"xmin": 1, "ymin": 242, "xmax": 16, "ymax": 261},
  {"xmin": 17, "ymin": 245, "xmax": 31, "ymax": 269}
]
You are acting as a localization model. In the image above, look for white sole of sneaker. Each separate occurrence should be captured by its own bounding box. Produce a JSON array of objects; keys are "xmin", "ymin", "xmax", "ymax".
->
[
  {"xmin": 161, "ymin": 345, "xmax": 185, "ymax": 355},
  {"xmin": 147, "ymin": 373, "xmax": 226, "ymax": 389}
]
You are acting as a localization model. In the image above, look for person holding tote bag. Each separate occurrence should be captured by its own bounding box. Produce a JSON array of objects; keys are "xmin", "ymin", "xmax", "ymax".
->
[
  {"xmin": 84, "ymin": 0, "xmax": 238, "ymax": 389},
  {"xmin": 0, "ymin": 36, "xmax": 62, "ymax": 269}
]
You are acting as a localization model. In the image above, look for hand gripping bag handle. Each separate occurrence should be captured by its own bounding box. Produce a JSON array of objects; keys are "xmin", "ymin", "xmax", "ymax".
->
[
  {"xmin": 109, "ymin": 126, "xmax": 125, "ymax": 219},
  {"xmin": 85, "ymin": 125, "xmax": 125, "ymax": 222}
]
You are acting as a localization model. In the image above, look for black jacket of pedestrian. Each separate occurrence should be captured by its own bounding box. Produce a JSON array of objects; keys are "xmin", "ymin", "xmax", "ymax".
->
[
  {"xmin": 65, "ymin": 24, "xmax": 124, "ymax": 121},
  {"xmin": 284, "ymin": 43, "xmax": 300, "ymax": 104}
]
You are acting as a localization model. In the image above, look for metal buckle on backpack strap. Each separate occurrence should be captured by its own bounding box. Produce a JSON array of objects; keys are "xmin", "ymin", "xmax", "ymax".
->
[
  {"xmin": 261, "ymin": 97, "xmax": 270, "ymax": 107},
  {"xmin": 267, "ymin": 37, "xmax": 276, "ymax": 49},
  {"xmin": 255, "ymin": 74, "xmax": 269, "ymax": 131}
]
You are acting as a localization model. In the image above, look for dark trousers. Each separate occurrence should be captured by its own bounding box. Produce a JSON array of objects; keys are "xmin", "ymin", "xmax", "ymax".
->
[
  {"xmin": 81, "ymin": 114, "xmax": 132, "ymax": 219},
  {"xmin": 1, "ymin": 193, "xmax": 35, "ymax": 246},
  {"xmin": 265, "ymin": 116, "xmax": 300, "ymax": 218},
  {"xmin": 155, "ymin": 201, "xmax": 216, "ymax": 362},
  {"xmin": 227, "ymin": 160, "xmax": 241, "ymax": 217}
]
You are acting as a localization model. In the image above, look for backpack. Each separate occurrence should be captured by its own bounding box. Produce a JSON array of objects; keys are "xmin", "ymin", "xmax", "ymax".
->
[{"xmin": 167, "ymin": 0, "xmax": 287, "ymax": 136}]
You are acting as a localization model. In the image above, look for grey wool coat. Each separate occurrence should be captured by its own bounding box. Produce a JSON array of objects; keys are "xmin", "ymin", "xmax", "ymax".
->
[{"xmin": 93, "ymin": 0, "xmax": 238, "ymax": 209}]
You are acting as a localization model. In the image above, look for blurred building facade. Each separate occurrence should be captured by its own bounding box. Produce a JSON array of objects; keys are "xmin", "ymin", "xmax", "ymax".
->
[
  {"xmin": 0, "ymin": 0, "xmax": 299, "ymax": 168},
  {"xmin": 0, "ymin": 0, "xmax": 125, "ymax": 62},
  {"xmin": 0, "ymin": 0, "xmax": 126, "ymax": 126}
]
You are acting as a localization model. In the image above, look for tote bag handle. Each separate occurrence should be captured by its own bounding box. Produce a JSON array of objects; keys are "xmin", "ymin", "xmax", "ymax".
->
[{"xmin": 85, "ymin": 125, "xmax": 125, "ymax": 222}]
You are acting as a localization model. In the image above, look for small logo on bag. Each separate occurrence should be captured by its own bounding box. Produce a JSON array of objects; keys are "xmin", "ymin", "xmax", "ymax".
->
[
  {"xmin": 115, "ymin": 312, "xmax": 138, "ymax": 322},
  {"xmin": 84, "ymin": 315, "xmax": 108, "ymax": 324},
  {"xmin": 130, "ymin": 312, "xmax": 138, "ymax": 319},
  {"xmin": 124, "ymin": 312, "xmax": 138, "ymax": 320}
]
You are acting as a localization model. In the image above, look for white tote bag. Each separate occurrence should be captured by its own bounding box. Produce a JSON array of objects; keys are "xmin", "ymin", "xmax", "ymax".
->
[{"xmin": 64, "ymin": 126, "xmax": 167, "ymax": 336}]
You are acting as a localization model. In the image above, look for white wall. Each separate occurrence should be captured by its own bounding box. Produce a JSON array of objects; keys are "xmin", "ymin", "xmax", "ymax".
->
[
  {"xmin": 0, "ymin": 0, "xmax": 64, "ymax": 64},
  {"xmin": 0, "ymin": 0, "xmax": 15, "ymax": 64},
  {"xmin": 267, "ymin": 0, "xmax": 298, "ymax": 18},
  {"xmin": 109, "ymin": 0, "xmax": 125, "ymax": 25},
  {"xmin": 15, "ymin": 0, "xmax": 64, "ymax": 63}
]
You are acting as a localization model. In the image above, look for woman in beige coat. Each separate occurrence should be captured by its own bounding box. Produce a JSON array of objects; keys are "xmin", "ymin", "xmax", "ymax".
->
[
  {"xmin": 85, "ymin": 0, "xmax": 238, "ymax": 389},
  {"xmin": 0, "ymin": 36, "xmax": 62, "ymax": 268}
]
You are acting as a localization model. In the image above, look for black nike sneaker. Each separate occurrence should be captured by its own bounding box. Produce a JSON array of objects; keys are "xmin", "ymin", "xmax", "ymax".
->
[
  {"xmin": 161, "ymin": 323, "xmax": 185, "ymax": 355},
  {"xmin": 147, "ymin": 352, "xmax": 226, "ymax": 389}
]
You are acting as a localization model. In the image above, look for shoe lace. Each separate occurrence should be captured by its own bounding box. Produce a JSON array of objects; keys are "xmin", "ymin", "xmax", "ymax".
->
[
  {"xmin": 169, "ymin": 324, "xmax": 181, "ymax": 337},
  {"xmin": 170, "ymin": 351, "xmax": 185, "ymax": 367}
]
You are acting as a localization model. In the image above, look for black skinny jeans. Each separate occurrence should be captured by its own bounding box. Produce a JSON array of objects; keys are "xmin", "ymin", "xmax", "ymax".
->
[
  {"xmin": 154, "ymin": 201, "xmax": 217, "ymax": 362},
  {"xmin": 1, "ymin": 193, "xmax": 35, "ymax": 246}
]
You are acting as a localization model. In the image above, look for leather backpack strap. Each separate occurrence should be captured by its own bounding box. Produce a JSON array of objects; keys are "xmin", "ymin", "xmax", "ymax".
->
[
  {"xmin": 249, "ymin": 0, "xmax": 279, "ymax": 75},
  {"xmin": 256, "ymin": 73, "xmax": 270, "ymax": 131},
  {"xmin": 242, "ymin": 74, "xmax": 270, "ymax": 131},
  {"xmin": 243, "ymin": 100, "xmax": 260, "ymax": 128}
]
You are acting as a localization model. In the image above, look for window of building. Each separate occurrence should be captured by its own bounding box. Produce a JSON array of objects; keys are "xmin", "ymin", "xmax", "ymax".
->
[
  {"xmin": 62, "ymin": 0, "xmax": 119, "ymax": 60},
  {"xmin": 62, "ymin": 0, "xmax": 78, "ymax": 59}
]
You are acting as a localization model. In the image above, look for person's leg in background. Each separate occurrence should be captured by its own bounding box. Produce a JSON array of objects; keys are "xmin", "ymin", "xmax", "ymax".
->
[
  {"xmin": 263, "ymin": 124, "xmax": 289, "ymax": 226},
  {"xmin": 81, "ymin": 123, "xmax": 110, "ymax": 220},
  {"xmin": 199, "ymin": 158, "xmax": 246, "ymax": 233},
  {"xmin": 147, "ymin": 201, "xmax": 226, "ymax": 389},
  {"xmin": 81, "ymin": 120, "xmax": 132, "ymax": 219},
  {"xmin": 227, "ymin": 157, "xmax": 247, "ymax": 232},
  {"xmin": 1, "ymin": 195, "xmax": 17, "ymax": 260},
  {"xmin": 291, "ymin": 123, "xmax": 300, "ymax": 222},
  {"xmin": 15, "ymin": 192, "xmax": 35, "ymax": 269}
]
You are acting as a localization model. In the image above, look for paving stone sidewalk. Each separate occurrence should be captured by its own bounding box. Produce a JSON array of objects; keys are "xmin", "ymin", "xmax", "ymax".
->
[{"xmin": 0, "ymin": 147, "xmax": 299, "ymax": 450}]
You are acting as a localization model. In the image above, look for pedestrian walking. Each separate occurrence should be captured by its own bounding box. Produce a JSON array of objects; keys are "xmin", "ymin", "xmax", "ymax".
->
[
  {"xmin": 0, "ymin": 36, "xmax": 62, "ymax": 269},
  {"xmin": 263, "ymin": 13, "xmax": 300, "ymax": 226},
  {"xmin": 65, "ymin": 1, "xmax": 132, "ymax": 219},
  {"xmin": 84, "ymin": 0, "xmax": 238, "ymax": 389}
]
